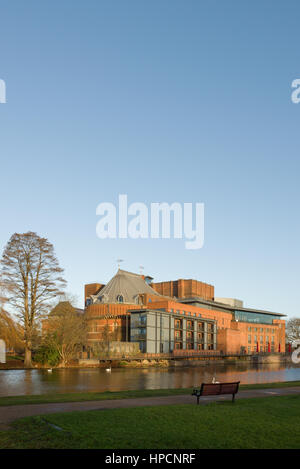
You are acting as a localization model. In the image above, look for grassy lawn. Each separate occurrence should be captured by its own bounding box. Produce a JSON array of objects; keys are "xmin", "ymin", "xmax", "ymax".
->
[
  {"xmin": 0, "ymin": 380, "xmax": 299, "ymax": 407},
  {"xmin": 0, "ymin": 395, "xmax": 299, "ymax": 449}
]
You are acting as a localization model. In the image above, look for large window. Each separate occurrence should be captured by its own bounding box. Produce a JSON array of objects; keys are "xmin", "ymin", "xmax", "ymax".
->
[{"xmin": 234, "ymin": 311, "xmax": 279, "ymax": 325}]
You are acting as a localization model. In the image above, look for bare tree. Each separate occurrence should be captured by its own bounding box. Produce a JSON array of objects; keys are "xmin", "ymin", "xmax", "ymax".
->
[
  {"xmin": 44, "ymin": 301, "xmax": 87, "ymax": 366},
  {"xmin": 286, "ymin": 318, "xmax": 300, "ymax": 345},
  {"xmin": 0, "ymin": 307, "xmax": 24, "ymax": 352},
  {"xmin": 0, "ymin": 232, "xmax": 66, "ymax": 367}
]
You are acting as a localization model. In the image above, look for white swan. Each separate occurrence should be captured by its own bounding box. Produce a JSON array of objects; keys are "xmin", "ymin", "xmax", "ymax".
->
[
  {"xmin": 212, "ymin": 376, "xmax": 219, "ymax": 384},
  {"xmin": 47, "ymin": 369, "xmax": 53, "ymax": 373}
]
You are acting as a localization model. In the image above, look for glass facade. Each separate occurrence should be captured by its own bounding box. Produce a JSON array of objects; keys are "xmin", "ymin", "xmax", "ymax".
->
[
  {"xmin": 234, "ymin": 310, "xmax": 280, "ymax": 325},
  {"xmin": 130, "ymin": 310, "xmax": 216, "ymax": 353}
]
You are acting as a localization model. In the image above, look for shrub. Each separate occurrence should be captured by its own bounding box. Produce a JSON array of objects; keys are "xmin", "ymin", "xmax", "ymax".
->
[{"xmin": 34, "ymin": 345, "xmax": 60, "ymax": 367}]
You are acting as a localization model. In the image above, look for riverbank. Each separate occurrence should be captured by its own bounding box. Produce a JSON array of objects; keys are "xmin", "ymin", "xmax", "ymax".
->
[
  {"xmin": 0, "ymin": 353, "xmax": 293, "ymax": 370},
  {"xmin": 1, "ymin": 394, "xmax": 300, "ymax": 448},
  {"xmin": 0, "ymin": 380, "xmax": 299, "ymax": 407}
]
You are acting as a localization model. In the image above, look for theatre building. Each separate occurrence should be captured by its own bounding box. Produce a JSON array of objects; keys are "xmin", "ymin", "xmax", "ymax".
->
[{"xmin": 84, "ymin": 269, "xmax": 286, "ymax": 355}]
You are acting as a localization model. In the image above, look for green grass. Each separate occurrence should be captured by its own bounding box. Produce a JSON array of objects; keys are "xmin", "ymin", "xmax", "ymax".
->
[
  {"xmin": 6, "ymin": 355, "xmax": 24, "ymax": 361},
  {"xmin": 0, "ymin": 380, "xmax": 299, "ymax": 407},
  {"xmin": 0, "ymin": 395, "xmax": 299, "ymax": 449}
]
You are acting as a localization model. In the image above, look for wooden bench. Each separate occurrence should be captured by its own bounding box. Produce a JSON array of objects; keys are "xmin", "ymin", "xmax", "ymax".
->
[{"xmin": 192, "ymin": 381, "xmax": 240, "ymax": 404}]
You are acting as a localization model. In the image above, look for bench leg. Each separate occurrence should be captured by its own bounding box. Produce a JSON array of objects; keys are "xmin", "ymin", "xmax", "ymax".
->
[
  {"xmin": 197, "ymin": 395, "xmax": 200, "ymax": 405},
  {"xmin": 232, "ymin": 394, "xmax": 235, "ymax": 403}
]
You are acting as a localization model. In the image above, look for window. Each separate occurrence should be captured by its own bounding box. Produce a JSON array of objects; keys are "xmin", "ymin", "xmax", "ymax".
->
[
  {"xmin": 260, "ymin": 336, "xmax": 263, "ymax": 343},
  {"xmin": 234, "ymin": 311, "xmax": 279, "ymax": 325},
  {"xmin": 140, "ymin": 315, "xmax": 146, "ymax": 325},
  {"xmin": 140, "ymin": 342, "xmax": 146, "ymax": 353},
  {"xmin": 248, "ymin": 335, "xmax": 251, "ymax": 344},
  {"xmin": 175, "ymin": 320, "xmax": 182, "ymax": 329},
  {"xmin": 116, "ymin": 295, "xmax": 124, "ymax": 303}
]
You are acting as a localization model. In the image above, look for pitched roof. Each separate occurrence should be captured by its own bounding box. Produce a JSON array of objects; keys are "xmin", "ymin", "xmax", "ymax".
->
[
  {"xmin": 50, "ymin": 301, "xmax": 84, "ymax": 316},
  {"xmin": 91, "ymin": 269, "xmax": 161, "ymax": 304}
]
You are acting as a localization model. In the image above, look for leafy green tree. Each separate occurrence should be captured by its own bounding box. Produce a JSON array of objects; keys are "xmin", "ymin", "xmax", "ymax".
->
[{"xmin": 34, "ymin": 345, "xmax": 60, "ymax": 367}]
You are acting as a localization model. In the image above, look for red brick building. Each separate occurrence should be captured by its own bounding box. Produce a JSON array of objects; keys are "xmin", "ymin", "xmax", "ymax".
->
[{"xmin": 84, "ymin": 269, "xmax": 286, "ymax": 355}]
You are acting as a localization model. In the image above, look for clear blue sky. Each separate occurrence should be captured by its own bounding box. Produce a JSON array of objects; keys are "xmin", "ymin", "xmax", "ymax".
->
[{"xmin": 0, "ymin": 1, "xmax": 299, "ymax": 316}]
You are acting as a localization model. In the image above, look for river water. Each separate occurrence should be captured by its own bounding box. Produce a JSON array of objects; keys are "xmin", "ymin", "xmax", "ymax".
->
[{"xmin": 0, "ymin": 363, "xmax": 299, "ymax": 397}]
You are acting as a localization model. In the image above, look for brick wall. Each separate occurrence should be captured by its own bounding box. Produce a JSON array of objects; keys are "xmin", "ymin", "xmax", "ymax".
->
[{"xmin": 151, "ymin": 279, "xmax": 214, "ymax": 300}]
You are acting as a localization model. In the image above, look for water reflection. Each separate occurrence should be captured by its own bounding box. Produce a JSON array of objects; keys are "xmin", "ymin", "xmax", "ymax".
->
[{"xmin": 0, "ymin": 363, "xmax": 299, "ymax": 397}]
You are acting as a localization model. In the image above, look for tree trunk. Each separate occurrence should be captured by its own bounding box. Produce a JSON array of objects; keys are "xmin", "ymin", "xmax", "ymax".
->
[{"xmin": 24, "ymin": 346, "xmax": 32, "ymax": 368}]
